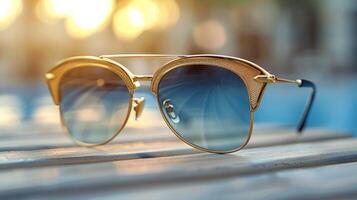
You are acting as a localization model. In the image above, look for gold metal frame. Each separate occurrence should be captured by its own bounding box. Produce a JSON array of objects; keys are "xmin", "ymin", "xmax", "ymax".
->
[
  {"xmin": 45, "ymin": 54, "xmax": 303, "ymax": 153},
  {"xmin": 46, "ymin": 56, "xmax": 135, "ymax": 146}
]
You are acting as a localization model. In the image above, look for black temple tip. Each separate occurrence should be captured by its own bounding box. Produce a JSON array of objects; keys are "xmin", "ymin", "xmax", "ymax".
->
[{"xmin": 296, "ymin": 79, "xmax": 316, "ymax": 133}]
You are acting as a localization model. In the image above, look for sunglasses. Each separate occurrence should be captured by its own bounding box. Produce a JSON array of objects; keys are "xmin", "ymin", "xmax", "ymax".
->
[{"xmin": 45, "ymin": 54, "xmax": 316, "ymax": 153}]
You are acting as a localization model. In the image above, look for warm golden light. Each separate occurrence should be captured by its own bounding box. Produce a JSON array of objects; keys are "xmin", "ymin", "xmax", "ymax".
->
[
  {"xmin": 36, "ymin": 0, "xmax": 114, "ymax": 38},
  {"xmin": 113, "ymin": 0, "xmax": 180, "ymax": 41},
  {"xmin": 42, "ymin": 0, "xmax": 69, "ymax": 19},
  {"xmin": 66, "ymin": 0, "xmax": 114, "ymax": 39},
  {"xmin": 0, "ymin": 0, "xmax": 22, "ymax": 31},
  {"xmin": 113, "ymin": 7, "xmax": 145, "ymax": 41},
  {"xmin": 36, "ymin": 0, "xmax": 68, "ymax": 24},
  {"xmin": 36, "ymin": 0, "xmax": 180, "ymax": 40},
  {"xmin": 153, "ymin": 0, "xmax": 180, "ymax": 30},
  {"xmin": 193, "ymin": 20, "xmax": 227, "ymax": 50},
  {"xmin": 127, "ymin": 7, "xmax": 145, "ymax": 28},
  {"xmin": 129, "ymin": 0, "xmax": 159, "ymax": 30}
]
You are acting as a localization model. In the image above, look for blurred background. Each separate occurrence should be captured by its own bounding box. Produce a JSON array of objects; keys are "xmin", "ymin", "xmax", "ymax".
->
[{"xmin": 0, "ymin": 0, "xmax": 356, "ymax": 135}]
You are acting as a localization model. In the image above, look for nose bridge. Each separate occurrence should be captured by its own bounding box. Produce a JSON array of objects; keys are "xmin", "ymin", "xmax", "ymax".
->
[
  {"xmin": 133, "ymin": 75, "xmax": 153, "ymax": 89},
  {"xmin": 131, "ymin": 75, "xmax": 152, "ymax": 120},
  {"xmin": 133, "ymin": 75, "xmax": 153, "ymax": 82}
]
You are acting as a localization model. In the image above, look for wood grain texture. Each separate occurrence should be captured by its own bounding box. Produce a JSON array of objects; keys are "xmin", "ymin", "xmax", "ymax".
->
[
  {"xmin": 0, "ymin": 122, "xmax": 355, "ymax": 200},
  {"xmin": 0, "ymin": 139, "xmax": 357, "ymax": 199},
  {"xmin": 82, "ymin": 162, "xmax": 357, "ymax": 200},
  {"xmin": 0, "ymin": 128, "xmax": 350, "ymax": 152},
  {"xmin": 0, "ymin": 129, "xmax": 351, "ymax": 169}
]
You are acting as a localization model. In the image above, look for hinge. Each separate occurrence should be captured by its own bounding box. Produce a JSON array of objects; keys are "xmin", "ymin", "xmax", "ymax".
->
[
  {"xmin": 254, "ymin": 75, "xmax": 277, "ymax": 83},
  {"xmin": 254, "ymin": 74, "xmax": 302, "ymax": 85}
]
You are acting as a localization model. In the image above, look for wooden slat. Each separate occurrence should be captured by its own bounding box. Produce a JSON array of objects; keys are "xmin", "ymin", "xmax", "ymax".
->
[
  {"xmin": 0, "ymin": 123, "xmax": 288, "ymax": 139},
  {"xmin": 0, "ymin": 129, "xmax": 351, "ymax": 169},
  {"xmin": 82, "ymin": 162, "xmax": 357, "ymax": 200},
  {"xmin": 0, "ymin": 139, "xmax": 357, "ymax": 198},
  {"xmin": 0, "ymin": 127, "xmax": 351, "ymax": 151},
  {"xmin": 0, "ymin": 127, "xmax": 175, "ymax": 151}
]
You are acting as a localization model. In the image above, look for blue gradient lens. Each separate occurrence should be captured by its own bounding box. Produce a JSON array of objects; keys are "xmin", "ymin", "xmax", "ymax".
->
[
  {"xmin": 158, "ymin": 64, "xmax": 251, "ymax": 152},
  {"xmin": 60, "ymin": 67, "xmax": 130, "ymax": 144}
]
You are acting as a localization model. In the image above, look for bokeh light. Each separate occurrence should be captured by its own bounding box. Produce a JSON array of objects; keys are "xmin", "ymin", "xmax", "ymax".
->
[
  {"xmin": 193, "ymin": 20, "xmax": 227, "ymax": 51},
  {"xmin": 36, "ymin": 0, "xmax": 115, "ymax": 39},
  {"xmin": 37, "ymin": 0, "xmax": 69, "ymax": 20},
  {"xmin": 153, "ymin": 0, "xmax": 180, "ymax": 30},
  {"xmin": 127, "ymin": 0, "xmax": 159, "ymax": 30},
  {"xmin": 0, "ymin": 0, "xmax": 22, "ymax": 31},
  {"xmin": 35, "ymin": 0, "xmax": 180, "ymax": 40},
  {"xmin": 0, "ymin": 95, "xmax": 23, "ymax": 126},
  {"xmin": 113, "ymin": 6, "xmax": 145, "ymax": 41},
  {"xmin": 33, "ymin": 97, "xmax": 60, "ymax": 125},
  {"xmin": 66, "ymin": 0, "xmax": 114, "ymax": 39},
  {"xmin": 0, "ymin": 0, "xmax": 356, "ymax": 139},
  {"xmin": 113, "ymin": 0, "xmax": 180, "ymax": 41}
]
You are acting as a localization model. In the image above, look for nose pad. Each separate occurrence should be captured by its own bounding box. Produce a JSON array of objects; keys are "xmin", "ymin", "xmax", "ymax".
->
[
  {"xmin": 133, "ymin": 97, "xmax": 145, "ymax": 120},
  {"xmin": 162, "ymin": 99, "xmax": 180, "ymax": 124}
]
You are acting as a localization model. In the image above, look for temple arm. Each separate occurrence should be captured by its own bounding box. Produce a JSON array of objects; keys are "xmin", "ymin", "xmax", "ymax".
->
[
  {"xmin": 295, "ymin": 79, "xmax": 316, "ymax": 133},
  {"xmin": 255, "ymin": 75, "xmax": 316, "ymax": 133}
]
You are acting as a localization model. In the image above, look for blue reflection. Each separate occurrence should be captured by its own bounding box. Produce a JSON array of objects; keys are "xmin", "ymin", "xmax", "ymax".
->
[
  {"xmin": 60, "ymin": 67, "xmax": 130, "ymax": 144},
  {"xmin": 158, "ymin": 65, "xmax": 251, "ymax": 152}
]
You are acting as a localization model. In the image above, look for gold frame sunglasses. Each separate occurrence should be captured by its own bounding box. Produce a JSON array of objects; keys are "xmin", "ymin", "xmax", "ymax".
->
[{"xmin": 45, "ymin": 54, "xmax": 316, "ymax": 154}]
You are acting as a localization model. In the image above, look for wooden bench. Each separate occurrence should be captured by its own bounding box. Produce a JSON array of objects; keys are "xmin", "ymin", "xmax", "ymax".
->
[{"xmin": 0, "ymin": 122, "xmax": 355, "ymax": 199}]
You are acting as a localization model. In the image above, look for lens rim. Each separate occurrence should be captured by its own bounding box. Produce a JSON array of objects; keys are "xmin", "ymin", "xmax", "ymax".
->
[
  {"xmin": 153, "ymin": 57, "xmax": 266, "ymax": 153},
  {"xmin": 46, "ymin": 57, "xmax": 135, "ymax": 146}
]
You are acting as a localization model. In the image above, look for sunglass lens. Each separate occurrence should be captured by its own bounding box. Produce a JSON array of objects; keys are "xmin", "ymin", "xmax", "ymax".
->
[
  {"xmin": 158, "ymin": 64, "xmax": 251, "ymax": 152},
  {"xmin": 60, "ymin": 67, "xmax": 130, "ymax": 145}
]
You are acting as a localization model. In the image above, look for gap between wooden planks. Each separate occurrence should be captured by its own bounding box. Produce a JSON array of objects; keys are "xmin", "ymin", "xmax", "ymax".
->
[
  {"xmin": 0, "ymin": 126, "xmax": 350, "ymax": 152},
  {"xmin": 66, "ymin": 162, "xmax": 357, "ymax": 200},
  {"xmin": 0, "ymin": 139, "xmax": 356, "ymax": 199},
  {"xmin": 0, "ymin": 129, "xmax": 351, "ymax": 169},
  {"xmin": 0, "ymin": 124, "xmax": 287, "ymax": 151}
]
